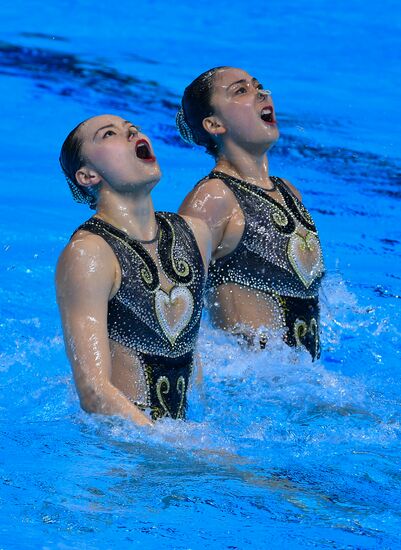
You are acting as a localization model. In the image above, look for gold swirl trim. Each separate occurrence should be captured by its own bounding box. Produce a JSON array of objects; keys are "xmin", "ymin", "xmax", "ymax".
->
[
  {"xmin": 294, "ymin": 319, "xmax": 308, "ymax": 347},
  {"xmin": 232, "ymin": 180, "xmax": 296, "ymax": 234},
  {"xmin": 272, "ymin": 210, "xmax": 289, "ymax": 228},
  {"xmin": 162, "ymin": 218, "xmax": 191, "ymax": 281},
  {"xmin": 156, "ymin": 375, "xmax": 171, "ymax": 417},
  {"xmin": 176, "ymin": 376, "xmax": 186, "ymax": 419},
  {"xmin": 100, "ymin": 227, "xmax": 156, "ymax": 288},
  {"xmin": 294, "ymin": 317, "xmax": 319, "ymax": 358}
]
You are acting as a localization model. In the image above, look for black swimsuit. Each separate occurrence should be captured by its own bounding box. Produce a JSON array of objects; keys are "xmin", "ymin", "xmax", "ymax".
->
[
  {"xmin": 74, "ymin": 213, "xmax": 206, "ymax": 420},
  {"xmin": 205, "ymin": 171, "xmax": 325, "ymax": 359}
]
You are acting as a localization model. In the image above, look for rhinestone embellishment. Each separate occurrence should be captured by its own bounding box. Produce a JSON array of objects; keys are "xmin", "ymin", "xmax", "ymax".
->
[
  {"xmin": 155, "ymin": 285, "xmax": 194, "ymax": 346},
  {"xmin": 155, "ymin": 374, "xmax": 186, "ymax": 419},
  {"xmin": 288, "ymin": 231, "xmax": 324, "ymax": 288}
]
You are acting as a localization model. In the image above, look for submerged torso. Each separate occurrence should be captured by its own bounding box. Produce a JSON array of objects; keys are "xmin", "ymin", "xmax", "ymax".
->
[
  {"xmin": 204, "ymin": 171, "xmax": 325, "ymax": 359},
  {"xmin": 75, "ymin": 212, "xmax": 206, "ymax": 420}
]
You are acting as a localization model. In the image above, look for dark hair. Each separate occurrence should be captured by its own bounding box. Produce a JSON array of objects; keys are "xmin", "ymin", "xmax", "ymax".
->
[
  {"xmin": 177, "ymin": 66, "xmax": 227, "ymax": 158},
  {"xmin": 59, "ymin": 119, "xmax": 97, "ymax": 209}
]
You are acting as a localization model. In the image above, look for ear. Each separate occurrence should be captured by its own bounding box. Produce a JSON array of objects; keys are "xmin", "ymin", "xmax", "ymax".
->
[
  {"xmin": 202, "ymin": 116, "xmax": 226, "ymax": 137},
  {"xmin": 75, "ymin": 167, "xmax": 102, "ymax": 188}
]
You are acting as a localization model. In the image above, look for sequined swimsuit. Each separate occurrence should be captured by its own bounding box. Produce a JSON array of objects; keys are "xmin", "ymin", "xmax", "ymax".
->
[
  {"xmin": 74, "ymin": 213, "xmax": 206, "ymax": 420},
  {"xmin": 205, "ymin": 171, "xmax": 325, "ymax": 359}
]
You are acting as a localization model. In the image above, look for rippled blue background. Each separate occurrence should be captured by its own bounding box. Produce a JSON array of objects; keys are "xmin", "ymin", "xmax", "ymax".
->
[{"xmin": 1, "ymin": 1, "xmax": 401, "ymax": 548}]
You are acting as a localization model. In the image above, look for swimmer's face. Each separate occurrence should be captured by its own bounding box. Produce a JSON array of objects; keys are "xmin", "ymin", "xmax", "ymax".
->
[
  {"xmin": 76, "ymin": 115, "xmax": 161, "ymax": 193},
  {"xmin": 206, "ymin": 67, "xmax": 279, "ymax": 151}
]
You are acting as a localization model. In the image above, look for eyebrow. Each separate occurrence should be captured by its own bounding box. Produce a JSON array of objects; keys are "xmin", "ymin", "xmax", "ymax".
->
[
  {"xmin": 226, "ymin": 77, "xmax": 260, "ymax": 93},
  {"xmin": 93, "ymin": 120, "xmax": 132, "ymax": 141}
]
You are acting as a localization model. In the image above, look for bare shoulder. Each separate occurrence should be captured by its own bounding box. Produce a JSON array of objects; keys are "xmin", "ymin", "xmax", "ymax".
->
[
  {"xmin": 57, "ymin": 230, "xmax": 114, "ymax": 271},
  {"xmin": 56, "ymin": 230, "xmax": 117, "ymax": 295},
  {"xmin": 179, "ymin": 176, "xmax": 239, "ymax": 257},
  {"xmin": 186, "ymin": 176, "xmax": 232, "ymax": 199},
  {"xmin": 179, "ymin": 177, "xmax": 237, "ymax": 219},
  {"xmin": 279, "ymin": 177, "xmax": 302, "ymax": 201}
]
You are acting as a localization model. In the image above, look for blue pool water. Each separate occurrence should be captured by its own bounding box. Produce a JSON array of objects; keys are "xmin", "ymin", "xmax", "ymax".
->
[{"xmin": 1, "ymin": 1, "xmax": 401, "ymax": 548}]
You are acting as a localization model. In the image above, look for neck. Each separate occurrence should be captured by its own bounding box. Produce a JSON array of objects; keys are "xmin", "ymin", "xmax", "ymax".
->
[
  {"xmin": 95, "ymin": 188, "xmax": 157, "ymax": 241},
  {"xmin": 215, "ymin": 142, "xmax": 272, "ymax": 188}
]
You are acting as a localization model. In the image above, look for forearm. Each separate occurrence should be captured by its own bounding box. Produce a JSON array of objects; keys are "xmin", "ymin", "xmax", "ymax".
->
[{"xmin": 78, "ymin": 379, "xmax": 153, "ymax": 427}]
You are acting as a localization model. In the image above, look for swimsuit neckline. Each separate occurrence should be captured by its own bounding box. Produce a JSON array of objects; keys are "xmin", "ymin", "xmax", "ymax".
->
[
  {"xmin": 210, "ymin": 170, "xmax": 316, "ymax": 232},
  {"xmin": 209, "ymin": 170, "xmax": 291, "ymax": 213},
  {"xmin": 210, "ymin": 170, "xmax": 280, "ymax": 193},
  {"xmin": 92, "ymin": 215, "xmax": 161, "ymax": 249}
]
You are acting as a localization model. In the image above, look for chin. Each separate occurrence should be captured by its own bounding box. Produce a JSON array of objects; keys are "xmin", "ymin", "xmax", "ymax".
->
[
  {"xmin": 145, "ymin": 169, "xmax": 162, "ymax": 189},
  {"xmin": 265, "ymin": 127, "xmax": 279, "ymax": 148}
]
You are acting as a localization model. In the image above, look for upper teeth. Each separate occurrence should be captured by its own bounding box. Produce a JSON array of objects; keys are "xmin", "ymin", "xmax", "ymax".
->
[{"xmin": 261, "ymin": 107, "xmax": 272, "ymax": 115}]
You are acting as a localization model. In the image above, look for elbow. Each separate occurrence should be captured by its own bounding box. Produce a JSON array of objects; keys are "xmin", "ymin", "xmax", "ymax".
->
[
  {"xmin": 78, "ymin": 384, "xmax": 106, "ymax": 415},
  {"xmin": 80, "ymin": 398, "xmax": 99, "ymax": 415}
]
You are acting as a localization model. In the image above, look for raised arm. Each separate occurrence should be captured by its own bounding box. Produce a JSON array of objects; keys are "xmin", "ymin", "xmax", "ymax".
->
[
  {"xmin": 179, "ymin": 178, "xmax": 236, "ymax": 259},
  {"xmin": 180, "ymin": 215, "xmax": 212, "ymax": 272},
  {"xmin": 56, "ymin": 233, "xmax": 152, "ymax": 427}
]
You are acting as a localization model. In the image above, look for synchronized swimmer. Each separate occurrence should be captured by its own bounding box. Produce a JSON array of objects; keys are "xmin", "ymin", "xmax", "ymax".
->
[
  {"xmin": 177, "ymin": 67, "xmax": 324, "ymax": 359},
  {"xmin": 56, "ymin": 68, "xmax": 325, "ymax": 425},
  {"xmin": 57, "ymin": 115, "xmax": 211, "ymax": 426}
]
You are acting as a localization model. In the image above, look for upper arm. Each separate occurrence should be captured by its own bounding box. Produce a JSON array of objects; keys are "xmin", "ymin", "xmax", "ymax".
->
[
  {"xmin": 180, "ymin": 216, "xmax": 212, "ymax": 271},
  {"xmin": 179, "ymin": 179, "xmax": 236, "ymax": 255},
  {"xmin": 55, "ymin": 233, "xmax": 117, "ymax": 398}
]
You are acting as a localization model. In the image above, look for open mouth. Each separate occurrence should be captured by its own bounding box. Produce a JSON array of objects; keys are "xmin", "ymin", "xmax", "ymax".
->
[
  {"xmin": 260, "ymin": 106, "xmax": 276, "ymax": 125},
  {"xmin": 135, "ymin": 139, "xmax": 156, "ymax": 162}
]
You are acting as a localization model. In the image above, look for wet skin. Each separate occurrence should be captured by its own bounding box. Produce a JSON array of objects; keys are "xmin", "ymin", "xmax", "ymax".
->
[
  {"xmin": 179, "ymin": 68, "xmax": 321, "ymax": 338},
  {"xmin": 57, "ymin": 115, "xmax": 211, "ymax": 426}
]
